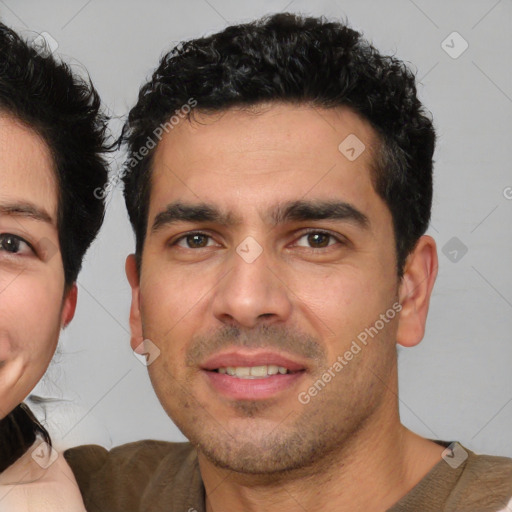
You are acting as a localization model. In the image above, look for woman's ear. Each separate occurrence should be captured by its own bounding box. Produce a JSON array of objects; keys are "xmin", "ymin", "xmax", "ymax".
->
[
  {"xmin": 125, "ymin": 254, "xmax": 144, "ymax": 351},
  {"xmin": 61, "ymin": 283, "xmax": 78, "ymax": 328},
  {"xmin": 396, "ymin": 235, "xmax": 438, "ymax": 348}
]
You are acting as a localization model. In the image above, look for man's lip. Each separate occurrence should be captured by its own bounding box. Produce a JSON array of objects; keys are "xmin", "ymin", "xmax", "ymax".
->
[{"xmin": 200, "ymin": 350, "xmax": 307, "ymax": 371}]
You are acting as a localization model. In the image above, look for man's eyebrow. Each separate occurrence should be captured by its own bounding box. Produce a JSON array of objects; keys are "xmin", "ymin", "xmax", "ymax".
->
[
  {"xmin": 152, "ymin": 200, "xmax": 369, "ymax": 232},
  {"xmin": 152, "ymin": 202, "xmax": 239, "ymax": 232},
  {"xmin": 0, "ymin": 201, "xmax": 54, "ymax": 224},
  {"xmin": 270, "ymin": 200, "xmax": 370, "ymax": 228}
]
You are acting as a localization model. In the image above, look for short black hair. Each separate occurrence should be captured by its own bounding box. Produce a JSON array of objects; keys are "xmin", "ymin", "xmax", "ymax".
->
[
  {"xmin": 122, "ymin": 13, "xmax": 435, "ymax": 276},
  {"xmin": 0, "ymin": 21, "xmax": 110, "ymax": 284}
]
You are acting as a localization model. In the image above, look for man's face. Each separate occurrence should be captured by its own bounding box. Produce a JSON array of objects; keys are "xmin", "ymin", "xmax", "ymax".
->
[
  {"xmin": 0, "ymin": 115, "xmax": 73, "ymax": 419},
  {"xmin": 129, "ymin": 104, "xmax": 403, "ymax": 473}
]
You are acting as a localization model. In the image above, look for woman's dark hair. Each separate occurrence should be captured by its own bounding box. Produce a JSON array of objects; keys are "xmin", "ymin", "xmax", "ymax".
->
[
  {"xmin": 0, "ymin": 22, "xmax": 110, "ymax": 471},
  {"xmin": 121, "ymin": 13, "xmax": 435, "ymax": 276},
  {"xmin": 0, "ymin": 22, "xmax": 110, "ymax": 285},
  {"xmin": 0, "ymin": 404, "xmax": 51, "ymax": 473}
]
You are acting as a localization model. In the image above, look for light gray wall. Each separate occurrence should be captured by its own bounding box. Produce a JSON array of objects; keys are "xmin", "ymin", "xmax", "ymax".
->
[{"xmin": 2, "ymin": 0, "xmax": 511, "ymax": 456}]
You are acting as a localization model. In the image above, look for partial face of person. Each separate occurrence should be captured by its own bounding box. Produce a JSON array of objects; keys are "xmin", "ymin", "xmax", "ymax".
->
[
  {"xmin": 0, "ymin": 114, "xmax": 74, "ymax": 419},
  {"xmin": 128, "ymin": 104, "xmax": 407, "ymax": 473}
]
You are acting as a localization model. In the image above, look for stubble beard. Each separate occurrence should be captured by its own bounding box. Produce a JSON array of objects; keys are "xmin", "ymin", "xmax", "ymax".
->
[
  {"xmin": 168, "ymin": 365, "xmax": 385, "ymax": 479},
  {"xmin": 150, "ymin": 319, "xmax": 397, "ymax": 478}
]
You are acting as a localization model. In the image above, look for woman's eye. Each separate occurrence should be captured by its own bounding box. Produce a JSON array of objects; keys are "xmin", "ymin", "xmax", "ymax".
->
[
  {"xmin": 0, "ymin": 234, "xmax": 33, "ymax": 256},
  {"xmin": 175, "ymin": 233, "xmax": 216, "ymax": 249},
  {"xmin": 295, "ymin": 232, "xmax": 338, "ymax": 249}
]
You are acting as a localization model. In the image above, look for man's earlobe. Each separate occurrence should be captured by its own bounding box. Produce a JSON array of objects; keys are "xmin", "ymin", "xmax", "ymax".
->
[
  {"xmin": 61, "ymin": 283, "xmax": 78, "ymax": 328},
  {"xmin": 396, "ymin": 235, "xmax": 438, "ymax": 348},
  {"xmin": 126, "ymin": 254, "xmax": 144, "ymax": 351}
]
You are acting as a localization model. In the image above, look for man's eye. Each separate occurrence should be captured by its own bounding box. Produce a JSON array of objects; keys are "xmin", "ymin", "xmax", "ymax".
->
[
  {"xmin": 175, "ymin": 233, "xmax": 216, "ymax": 249},
  {"xmin": 295, "ymin": 231, "xmax": 339, "ymax": 249},
  {"xmin": 0, "ymin": 234, "xmax": 33, "ymax": 256}
]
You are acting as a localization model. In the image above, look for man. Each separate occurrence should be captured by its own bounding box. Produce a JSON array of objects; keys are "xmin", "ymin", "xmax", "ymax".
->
[{"xmin": 65, "ymin": 13, "xmax": 512, "ymax": 512}]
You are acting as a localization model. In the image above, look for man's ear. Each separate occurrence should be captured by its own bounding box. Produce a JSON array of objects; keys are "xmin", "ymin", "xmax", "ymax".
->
[
  {"xmin": 126, "ymin": 254, "xmax": 144, "ymax": 351},
  {"xmin": 61, "ymin": 283, "xmax": 77, "ymax": 328},
  {"xmin": 396, "ymin": 235, "xmax": 438, "ymax": 348}
]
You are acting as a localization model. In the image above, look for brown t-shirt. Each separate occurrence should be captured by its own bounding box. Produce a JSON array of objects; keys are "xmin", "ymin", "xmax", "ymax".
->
[{"xmin": 64, "ymin": 440, "xmax": 512, "ymax": 512}]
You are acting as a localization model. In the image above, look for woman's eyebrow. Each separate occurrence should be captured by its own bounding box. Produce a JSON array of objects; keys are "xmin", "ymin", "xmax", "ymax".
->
[{"xmin": 0, "ymin": 201, "xmax": 54, "ymax": 224}]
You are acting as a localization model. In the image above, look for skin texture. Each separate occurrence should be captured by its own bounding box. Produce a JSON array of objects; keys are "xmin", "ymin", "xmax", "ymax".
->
[
  {"xmin": 0, "ymin": 114, "xmax": 76, "ymax": 420},
  {"xmin": 126, "ymin": 104, "xmax": 442, "ymax": 511}
]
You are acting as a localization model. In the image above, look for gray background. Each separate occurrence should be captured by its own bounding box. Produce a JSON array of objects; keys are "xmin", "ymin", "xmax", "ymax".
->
[{"xmin": 1, "ymin": 0, "xmax": 511, "ymax": 456}]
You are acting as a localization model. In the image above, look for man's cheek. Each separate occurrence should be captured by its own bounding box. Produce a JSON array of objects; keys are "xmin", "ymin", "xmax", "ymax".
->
[
  {"xmin": 142, "ymin": 275, "xmax": 200, "ymax": 318},
  {"xmin": 147, "ymin": 358, "xmax": 191, "ymax": 416}
]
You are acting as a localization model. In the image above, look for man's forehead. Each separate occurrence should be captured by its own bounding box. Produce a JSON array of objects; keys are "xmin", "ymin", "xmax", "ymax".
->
[
  {"xmin": 152, "ymin": 103, "xmax": 379, "ymax": 167},
  {"xmin": 147, "ymin": 103, "xmax": 382, "ymax": 226}
]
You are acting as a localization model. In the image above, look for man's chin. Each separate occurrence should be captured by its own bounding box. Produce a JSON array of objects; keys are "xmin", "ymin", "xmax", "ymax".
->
[
  {"xmin": 198, "ymin": 443, "xmax": 310, "ymax": 475},
  {"xmin": 192, "ymin": 424, "xmax": 328, "ymax": 476}
]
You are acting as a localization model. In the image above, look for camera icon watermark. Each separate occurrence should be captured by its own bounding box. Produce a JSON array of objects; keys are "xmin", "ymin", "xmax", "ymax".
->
[
  {"xmin": 133, "ymin": 339, "xmax": 161, "ymax": 366},
  {"xmin": 338, "ymin": 134, "xmax": 366, "ymax": 162},
  {"xmin": 503, "ymin": 186, "xmax": 512, "ymax": 200},
  {"xmin": 442, "ymin": 236, "xmax": 468, "ymax": 263},
  {"xmin": 31, "ymin": 32, "xmax": 59, "ymax": 58},
  {"xmin": 236, "ymin": 236, "xmax": 263, "ymax": 264},
  {"xmin": 31, "ymin": 441, "xmax": 59, "ymax": 469},
  {"xmin": 441, "ymin": 31, "xmax": 468, "ymax": 59},
  {"xmin": 441, "ymin": 442, "xmax": 468, "ymax": 469}
]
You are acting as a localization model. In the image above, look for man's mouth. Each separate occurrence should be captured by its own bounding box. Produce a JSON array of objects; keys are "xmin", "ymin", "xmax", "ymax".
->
[
  {"xmin": 215, "ymin": 365, "xmax": 296, "ymax": 378},
  {"xmin": 200, "ymin": 351, "xmax": 307, "ymax": 400}
]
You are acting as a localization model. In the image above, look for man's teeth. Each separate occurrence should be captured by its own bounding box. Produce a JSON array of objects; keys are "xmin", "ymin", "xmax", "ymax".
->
[{"xmin": 217, "ymin": 365, "xmax": 289, "ymax": 378}]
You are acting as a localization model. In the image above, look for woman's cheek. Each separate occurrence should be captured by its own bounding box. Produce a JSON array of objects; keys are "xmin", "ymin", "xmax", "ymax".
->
[{"xmin": 9, "ymin": 276, "xmax": 62, "ymax": 360}]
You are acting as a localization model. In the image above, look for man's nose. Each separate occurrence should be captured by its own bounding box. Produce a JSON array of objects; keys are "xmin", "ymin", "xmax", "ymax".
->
[{"xmin": 211, "ymin": 242, "xmax": 293, "ymax": 329}]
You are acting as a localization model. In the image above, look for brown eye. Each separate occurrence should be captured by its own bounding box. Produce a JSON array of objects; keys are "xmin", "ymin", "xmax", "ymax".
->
[
  {"xmin": 175, "ymin": 233, "xmax": 214, "ymax": 249},
  {"xmin": 295, "ymin": 231, "xmax": 338, "ymax": 249},
  {"xmin": 306, "ymin": 233, "xmax": 330, "ymax": 248},
  {"xmin": 187, "ymin": 234, "xmax": 208, "ymax": 248},
  {"xmin": 0, "ymin": 234, "xmax": 33, "ymax": 255}
]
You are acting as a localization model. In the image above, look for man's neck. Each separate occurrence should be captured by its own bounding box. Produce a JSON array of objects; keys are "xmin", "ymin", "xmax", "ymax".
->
[{"xmin": 199, "ymin": 420, "xmax": 444, "ymax": 512}]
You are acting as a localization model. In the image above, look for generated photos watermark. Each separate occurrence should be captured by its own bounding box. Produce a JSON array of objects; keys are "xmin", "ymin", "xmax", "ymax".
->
[
  {"xmin": 298, "ymin": 301, "xmax": 402, "ymax": 405},
  {"xmin": 94, "ymin": 97, "xmax": 197, "ymax": 200}
]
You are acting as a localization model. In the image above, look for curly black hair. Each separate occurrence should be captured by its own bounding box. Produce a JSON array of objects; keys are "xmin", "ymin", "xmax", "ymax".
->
[
  {"xmin": 0, "ymin": 21, "xmax": 109, "ymax": 472},
  {"xmin": 122, "ymin": 13, "xmax": 435, "ymax": 276},
  {"xmin": 0, "ymin": 22, "xmax": 110, "ymax": 285}
]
